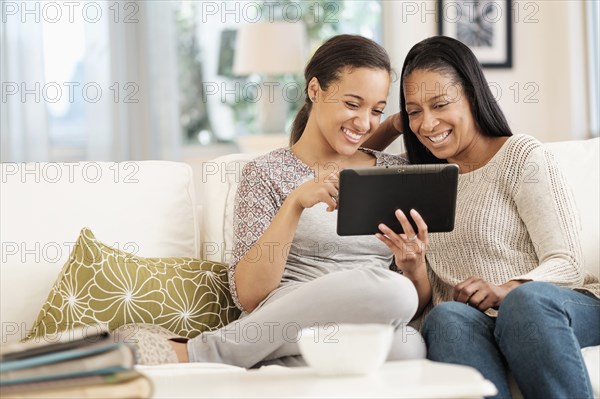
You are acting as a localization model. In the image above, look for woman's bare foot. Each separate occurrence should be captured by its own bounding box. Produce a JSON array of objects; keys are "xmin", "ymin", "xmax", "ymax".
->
[{"xmin": 168, "ymin": 340, "xmax": 189, "ymax": 363}]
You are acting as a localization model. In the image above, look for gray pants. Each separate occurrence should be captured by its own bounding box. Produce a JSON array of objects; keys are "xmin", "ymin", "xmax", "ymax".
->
[{"xmin": 187, "ymin": 267, "xmax": 426, "ymax": 368}]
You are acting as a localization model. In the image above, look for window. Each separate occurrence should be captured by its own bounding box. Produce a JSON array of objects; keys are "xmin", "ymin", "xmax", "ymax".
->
[
  {"xmin": 42, "ymin": 15, "xmax": 87, "ymax": 160},
  {"xmin": 1, "ymin": 1, "xmax": 383, "ymax": 162},
  {"xmin": 174, "ymin": 0, "xmax": 383, "ymax": 145}
]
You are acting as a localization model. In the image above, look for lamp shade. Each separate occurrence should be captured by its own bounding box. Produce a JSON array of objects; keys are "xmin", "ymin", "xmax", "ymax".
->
[{"xmin": 233, "ymin": 21, "xmax": 307, "ymax": 75}]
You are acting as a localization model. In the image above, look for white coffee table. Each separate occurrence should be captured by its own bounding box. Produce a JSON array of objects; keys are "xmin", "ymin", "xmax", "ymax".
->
[{"xmin": 138, "ymin": 359, "xmax": 497, "ymax": 398}]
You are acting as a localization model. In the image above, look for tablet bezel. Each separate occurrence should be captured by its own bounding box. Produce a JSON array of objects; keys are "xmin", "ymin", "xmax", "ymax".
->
[{"xmin": 336, "ymin": 164, "xmax": 459, "ymax": 236}]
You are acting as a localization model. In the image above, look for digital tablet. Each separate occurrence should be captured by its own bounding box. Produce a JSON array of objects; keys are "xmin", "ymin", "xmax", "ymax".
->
[{"xmin": 336, "ymin": 164, "xmax": 459, "ymax": 236}]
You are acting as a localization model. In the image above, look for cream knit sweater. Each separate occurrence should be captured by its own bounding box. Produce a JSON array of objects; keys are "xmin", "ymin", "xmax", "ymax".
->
[{"xmin": 426, "ymin": 134, "xmax": 599, "ymax": 314}]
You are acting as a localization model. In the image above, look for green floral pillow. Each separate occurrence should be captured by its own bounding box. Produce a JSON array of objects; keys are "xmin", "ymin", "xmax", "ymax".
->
[{"xmin": 24, "ymin": 228, "xmax": 240, "ymax": 341}]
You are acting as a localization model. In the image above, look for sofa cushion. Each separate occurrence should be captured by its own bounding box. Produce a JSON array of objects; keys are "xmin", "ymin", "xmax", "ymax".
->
[
  {"xmin": 545, "ymin": 138, "xmax": 600, "ymax": 279},
  {"xmin": 200, "ymin": 154, "xmax": 255, "ymax": 263},
  {"xmin": 1, "ymin": 161, "xmax": 200, "ymax": 344},
  {"xmin": 25, "ymin": 228, "xmax": 240, "ymax": 341}
]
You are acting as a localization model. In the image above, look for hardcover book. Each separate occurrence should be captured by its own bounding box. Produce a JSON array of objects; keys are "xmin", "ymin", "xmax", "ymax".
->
[{"xmin": 0, "ymin": 325, "xmax": 152, "ymax": 398}]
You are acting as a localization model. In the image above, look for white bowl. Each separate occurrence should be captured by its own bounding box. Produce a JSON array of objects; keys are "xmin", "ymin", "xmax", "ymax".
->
[{"xmin": 297, "ymin": 323, "xmax": 393, "ymax": 376}]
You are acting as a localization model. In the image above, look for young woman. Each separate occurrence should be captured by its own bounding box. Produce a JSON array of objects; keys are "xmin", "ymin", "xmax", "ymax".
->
[
  {"xmin": 372, "ymin": 36, "xmax": 600, "ymax": 398},
  {"xmin": 121, "ymin": 34, "xmax": 426, "ymax": 368}
]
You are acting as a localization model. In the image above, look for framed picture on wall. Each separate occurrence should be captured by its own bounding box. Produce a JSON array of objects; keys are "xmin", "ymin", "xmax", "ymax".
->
[{"xmin": 438, "ymin": 0, "xmax": 512, "ymax": 68}]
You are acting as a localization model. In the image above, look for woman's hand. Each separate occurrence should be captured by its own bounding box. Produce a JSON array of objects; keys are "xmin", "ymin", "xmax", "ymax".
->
[
  {"xmin": 454, "ymin": 277, "xmax": 526, "ymax": 311},
  {"xmin": 286, "ymin": 172, "xmax": 339, "ymax": 212},
  {"xmin": 376, "ymin": 209, "xmax": 428, "ymax": 275}
]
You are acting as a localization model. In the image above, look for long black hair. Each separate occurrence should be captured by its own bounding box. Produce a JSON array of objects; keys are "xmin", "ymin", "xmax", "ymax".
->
[
  {"xmin": 400, "ymin": 36, "xmax": 513, "ymax": 164},
  {"xmin": 290, "ymin": 34, "xmax": 391, "ymax": 145}
]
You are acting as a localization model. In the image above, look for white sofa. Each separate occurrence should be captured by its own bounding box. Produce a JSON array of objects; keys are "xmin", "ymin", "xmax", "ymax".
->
[{"xmin": 1, "ymin": 138, "xmax": 598, "ymax": 397}]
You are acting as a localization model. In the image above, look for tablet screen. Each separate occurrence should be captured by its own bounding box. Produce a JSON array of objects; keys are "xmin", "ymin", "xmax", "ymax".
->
[{"xmin": 336, "ymin": 164, "xmax": 459, "ymax": 236}]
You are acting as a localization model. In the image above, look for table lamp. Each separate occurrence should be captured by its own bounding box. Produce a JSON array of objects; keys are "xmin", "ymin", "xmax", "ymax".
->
[{"xmin": 233, "ymin": 21, "xmax": 307, "ymax": 134}]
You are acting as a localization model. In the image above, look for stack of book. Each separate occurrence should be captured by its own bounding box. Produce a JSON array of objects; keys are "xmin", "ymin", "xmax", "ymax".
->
[{"xmin": 0, "ymin": 325, "xmax": 152, "ymax": 398}]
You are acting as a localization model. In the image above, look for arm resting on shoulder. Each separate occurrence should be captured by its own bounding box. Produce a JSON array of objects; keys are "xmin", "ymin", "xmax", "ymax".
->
[{"xmin": 362, "ymin": 112, "xmax": 403, "ymax": 151}]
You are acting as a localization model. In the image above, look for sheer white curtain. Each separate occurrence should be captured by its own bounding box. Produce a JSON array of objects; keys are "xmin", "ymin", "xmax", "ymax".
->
[
  {"xmin": 1, "ymin": 0, "xmax": 182, "ymax": 162},
  {"xmin": 85, "ymin": 0, "xmax": 182, "ymax": 161},
  {"xmin": 587, "ymin": 1, "xmax": 599, "ymax": 138},
  {"xmin": 1, "ymin": 14, "xmax": 49, "ymax": 162}
]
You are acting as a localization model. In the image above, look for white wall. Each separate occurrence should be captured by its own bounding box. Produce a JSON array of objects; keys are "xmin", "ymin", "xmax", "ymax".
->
[{"xmin": 383, "ymin": 0, "xmax": 590, "ymax": 143}]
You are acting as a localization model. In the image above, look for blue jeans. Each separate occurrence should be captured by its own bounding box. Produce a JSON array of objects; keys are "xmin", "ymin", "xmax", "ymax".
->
[{"xmin": 422, "ymin": 282, "xmax": 600, "ymax": 398}]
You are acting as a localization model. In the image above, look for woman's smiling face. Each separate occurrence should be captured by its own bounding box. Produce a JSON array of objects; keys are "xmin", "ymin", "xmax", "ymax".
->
[
  {"xmin": 310, "ymin": 67, "xmax": 390, "ymax": 156},
  {"xmin": 403, "ymin": 69, "xmax": 481, "ymax": 164}
]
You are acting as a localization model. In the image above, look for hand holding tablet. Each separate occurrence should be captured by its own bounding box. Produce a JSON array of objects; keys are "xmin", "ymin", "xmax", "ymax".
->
[{"xmin": 336, "ymin": 164, "xmax": 459, "ymax": 236}]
